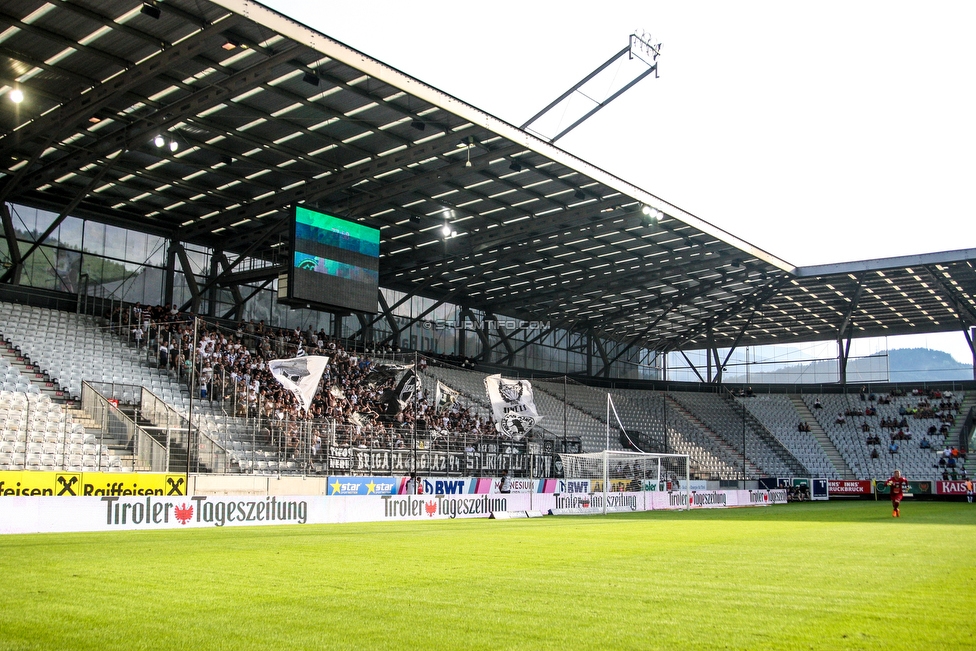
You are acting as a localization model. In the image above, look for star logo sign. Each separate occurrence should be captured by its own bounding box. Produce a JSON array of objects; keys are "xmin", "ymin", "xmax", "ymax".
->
[
  {"xmin": 366, "ymin": 480, "xmax": 376, "ymax": 495},
  {"xmin": 330, "ymin": 479, "xmax": 342, "ymax": 495}
]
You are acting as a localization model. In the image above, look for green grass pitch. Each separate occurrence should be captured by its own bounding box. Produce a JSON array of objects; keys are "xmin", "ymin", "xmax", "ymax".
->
[{"xmin": 1, "ymin": 500, "xmax": 974, "ymax": 650}]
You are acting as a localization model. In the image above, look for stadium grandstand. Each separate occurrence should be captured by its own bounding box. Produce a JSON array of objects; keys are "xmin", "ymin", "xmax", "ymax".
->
[{"xmin": 0, "ymin": 0, "xmax": 973, "ymax": 489}]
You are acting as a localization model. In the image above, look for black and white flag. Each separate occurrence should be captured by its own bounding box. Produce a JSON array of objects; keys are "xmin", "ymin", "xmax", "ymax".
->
[
  {"xmin": 267, "ymin": 356, "xmax": 329, "ymax": 414},
  {"xmin": 395, "ymin": 368, "xmax": 420, "ymax": 410},
  {"xmin": 484, "ymin": 374, "xmax": 542, "ymax": 439},
  {"xmin": 434, "ymin": 380, "xmax": 460, "ymax": 411}
]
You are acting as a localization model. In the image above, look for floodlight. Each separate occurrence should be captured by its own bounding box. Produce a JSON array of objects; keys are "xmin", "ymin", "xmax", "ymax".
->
[
  {"xmin": 9, "ymin": 89, "xmax": 23, "ymax": 104},
  {"xmin": 153, "ymin": 134, "xmax": 165, "ymax": 148}
]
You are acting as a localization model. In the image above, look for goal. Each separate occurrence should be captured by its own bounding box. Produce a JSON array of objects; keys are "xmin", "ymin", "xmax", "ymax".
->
[{"xmin": 557, "ymin": 450, "xmax": 691, "ymax": 513}]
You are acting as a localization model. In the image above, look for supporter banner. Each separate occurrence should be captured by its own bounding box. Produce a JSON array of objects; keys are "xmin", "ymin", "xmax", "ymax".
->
[
  {"xmin": 326, "ymin": 476, "xmax": 397, "ymax": 496},
  {"xmin": 267, "ymin": 356, "xmax": 329, "ymax": 414},
  {"xmin": 484, "ymin": 374, "xmax": 542, "ymax": 439},
  {"xmin": 394, "ymin": 368, "xmax": 419, "ymax": 408},
  {"xmin": 0, "ymin": 471, "xmax": 187, "ymax": 497},
  {"xmin": 434, "ymin": 381, "xmax": 460, "ymax": 411},
  {"xmin": 828, "ymin": 480, "xmax": 873, "ymax": 495},
  {"xmin": 935, "ymin": 480, "xmax": 971, "ymax": 496},
  {"xmin": 344, "ymin": 448, "xmax": 550, "ymax": 477}
]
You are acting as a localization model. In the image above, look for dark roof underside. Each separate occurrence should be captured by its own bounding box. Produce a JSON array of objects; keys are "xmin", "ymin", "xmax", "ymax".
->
[{"xmin": 0, "ymin": 0, "xmax": 974, "ymax": 354}]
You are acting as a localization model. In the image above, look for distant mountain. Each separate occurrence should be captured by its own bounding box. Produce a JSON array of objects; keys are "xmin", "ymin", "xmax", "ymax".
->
[
  {"xmin": 887, "ymin": 348, "xmax": 972, "ymax": 383},
  {"xmin": 724, "ymin": 347, "xmax": 971, "ymax": 384}
]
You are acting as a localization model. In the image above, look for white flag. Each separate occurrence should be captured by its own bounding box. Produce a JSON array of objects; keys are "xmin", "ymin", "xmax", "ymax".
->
[
  {"xmin": 484, "ymin": 374, "xmax": 542, "ymax": 439},
  {"xmin": 435, "ymin": 380, "xmax": 460, "ymax": 411},
  {"xmin": 267, "ymin": 356, "xmax": 329, "ymax": 414}
]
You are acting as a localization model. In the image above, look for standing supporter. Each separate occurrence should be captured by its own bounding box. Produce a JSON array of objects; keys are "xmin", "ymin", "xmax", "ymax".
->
[
  {"xmin": 884, "ymin": 470, "xmax": 910, "ymax": 518},
  {"xmin": 499, "ymin": 469, "xmax": 512, "ymax": 494},
  {"xmin": 405, "ymin": 472, "xmax": 420, "ymax": 495},
  {"xmin": 965, "ymin": 478, "xmax": 973, "ymax": 504}
]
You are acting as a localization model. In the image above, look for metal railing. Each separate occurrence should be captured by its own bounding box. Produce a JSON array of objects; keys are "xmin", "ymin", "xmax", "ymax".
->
[
  {"xmin": 80, "ymin": 381, "xmax": 168, "ymax": 472},
  {"xmin": 140, "ymin": 387, "xmax": 231, "ymax": 474},
  {"xmin": 186, "ymin": 412, "xmax": 554, "ymax": 477}
]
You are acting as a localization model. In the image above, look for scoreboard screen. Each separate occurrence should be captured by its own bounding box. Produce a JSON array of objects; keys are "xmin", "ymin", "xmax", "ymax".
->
[{"xmin": 284, "ymin": 205, "xmax": 380, "ymax": 314}]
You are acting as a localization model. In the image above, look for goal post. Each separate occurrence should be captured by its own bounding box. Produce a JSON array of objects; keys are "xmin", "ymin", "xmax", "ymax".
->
[{"xmin": 557, "ymin": 450, "xmax": 691, "ymax": 512}]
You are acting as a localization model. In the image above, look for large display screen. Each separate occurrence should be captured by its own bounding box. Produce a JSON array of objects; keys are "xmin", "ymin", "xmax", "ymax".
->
[{"xmin": 286, "ymin": 205, "xmax": 380, "ymax": 314}]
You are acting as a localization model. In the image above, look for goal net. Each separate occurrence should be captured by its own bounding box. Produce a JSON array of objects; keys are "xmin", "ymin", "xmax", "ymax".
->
[{"xmin": 558, "ymin": 450, "xmax": 690, "ymax": 512}]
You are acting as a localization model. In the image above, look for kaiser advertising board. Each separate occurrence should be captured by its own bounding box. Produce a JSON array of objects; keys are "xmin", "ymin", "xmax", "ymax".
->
[{"xmin": 935, "ymin": 480, "xmax": 972, "ymax": 496}]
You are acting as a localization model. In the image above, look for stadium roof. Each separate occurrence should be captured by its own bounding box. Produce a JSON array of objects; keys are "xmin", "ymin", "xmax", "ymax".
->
[{"xmin": 0, "ymin": 0, "xmax": 974, "ymax": 360}]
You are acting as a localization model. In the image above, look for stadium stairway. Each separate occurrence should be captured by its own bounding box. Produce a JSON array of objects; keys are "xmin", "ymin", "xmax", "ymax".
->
[
  {"xmin": 789, "ymin": 395, "xmax": 855, "ymax": 478},
  {"xmin": 954, "ymin": 392, "xmax": 976, "ymax": 445},
  {"xmin": 128, "ymin": 404, "xmax": 191, "ymax": 473},
  {"xmin": 721, "ymin": 394, "xmax": 807, "ymax": 477},
  {"xmin": 65, "ymin": 405, "xmax": 147, "ymax": 472},
  {"xmin": 665, "ymin": 396, "xmax": 763, "ymax": 477}
]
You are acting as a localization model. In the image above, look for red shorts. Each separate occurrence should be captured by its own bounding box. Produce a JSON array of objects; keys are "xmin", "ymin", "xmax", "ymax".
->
[{"xmin": 891, "ymin": 494, "xmax": 903, "ymax": 506}]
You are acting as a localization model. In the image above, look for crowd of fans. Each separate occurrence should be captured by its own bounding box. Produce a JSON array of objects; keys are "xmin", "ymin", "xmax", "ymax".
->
[
  {"xmin": 109, "ymin": 304, "xmax": 971, "ymax": 476},
  {"xmin": 107, "ymin": 303, "xmax": 503, "ymax": 461},
  {"xmin": 844, "ymin": 387, "xmax": 968, "ymax": 469}
]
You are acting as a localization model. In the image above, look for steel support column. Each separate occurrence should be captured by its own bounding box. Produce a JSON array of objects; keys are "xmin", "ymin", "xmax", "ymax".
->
[
  {"xmin": 0, "ymin": 204, "xmax": 22, "ymax": 285},
  {"xmin": 163, "ymin": 241, "xmax": 177, "ymax": 307},
  {"xmin": 174, "ymin": 242, "xmax": 201, "ymax": 314}
]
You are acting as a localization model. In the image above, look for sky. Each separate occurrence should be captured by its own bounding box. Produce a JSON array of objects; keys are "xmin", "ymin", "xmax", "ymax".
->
[{"xmin": 261, "ymin": 0, "xmax": 976, "ymax": 364}]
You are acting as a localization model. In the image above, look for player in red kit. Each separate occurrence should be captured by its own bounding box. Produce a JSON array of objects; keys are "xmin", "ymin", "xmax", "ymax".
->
[{"xmin": 884, "ymin": 469, "xmax": 909, "ymax": 517}]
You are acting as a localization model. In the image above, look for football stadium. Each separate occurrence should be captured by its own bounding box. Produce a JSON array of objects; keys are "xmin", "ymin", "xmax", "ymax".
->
[{"xmin": 0, "ymin": 1, "xmax": 974, "ymax": 649}]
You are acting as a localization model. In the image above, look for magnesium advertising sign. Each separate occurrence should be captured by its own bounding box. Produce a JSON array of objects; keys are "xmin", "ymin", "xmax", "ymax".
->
[{"xmin": 0, "ymin": 471, "xmax": 188, "ymax": 497}]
